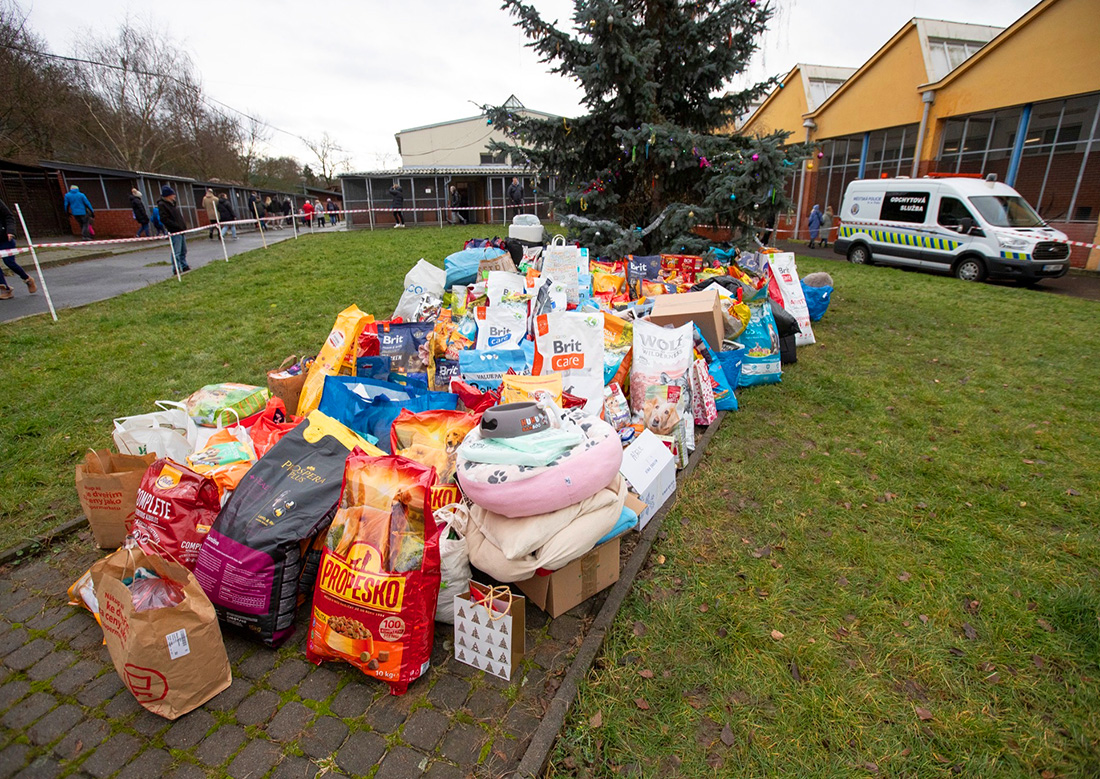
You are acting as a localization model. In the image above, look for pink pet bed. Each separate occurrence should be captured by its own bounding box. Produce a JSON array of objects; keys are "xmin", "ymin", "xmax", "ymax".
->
[{"xmin": 456, "ymin": 412, "xmax": 623, "ymax": 518}]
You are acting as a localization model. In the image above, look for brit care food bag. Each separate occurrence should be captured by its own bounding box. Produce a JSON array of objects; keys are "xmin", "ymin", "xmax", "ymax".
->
[
  {"xmin": 193, "ymin": 411, "xmax": 382, "ymax": 646},
  {"xmin": 532, "ymin": 311, "xmax": 604, "ymax": 415},
  {"xmin": 75, "ymin": 450, "xmax": 156, "ymax": 549},
  {"xmin": 767, "ymin": 253, "xmax": 815, "ymax": 346},
  {"xmin": 307, "ymin": 454, "xmax": 441, "ymax": 695},
  {"xmin": 91, "ymin": 545, "xmax": 231, "ymax": 720}
]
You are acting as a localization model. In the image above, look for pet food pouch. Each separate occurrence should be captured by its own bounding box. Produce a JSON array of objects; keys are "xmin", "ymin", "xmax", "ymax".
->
[
  {"xmin": 603, "ymin": 382, "xmax": 631, "ymax": 431},
  {"xmin": 372, "ymin": 322, "xmax": 435, "ymax": 386},
  {"xmin": 501, "ymin": 373, "xmax": 563, "ymax": 406},
  {"xmin": 458, "ymin": 349, "xmax": 527, "ymax": 392},
  {"xmin": 738, "ymin": 284, "xmax": 782, "ymax": 387},
  {"xmin": 193, "ymin": 412, "xmax": 382, "ymax": 646},
  {"xmin": 432, "ymin": 359, "xmax": 460, "ymax": 392},
  {"xmin": 532, "ymin": 311, "xmax": 605, "ymax": 415},
  {"xmin": 626, "ymin": 255, "xmax": 660, "ymax": 299},
  {"xmin": 130, "ymin": 459, "xmax": 221, "ymax": 570},
  {"xmin": 767, "ymin": 253, "xmax": 815, "ymax": 346},
  {"xmin": 475, "ymin": 305, "xmax": 527, "ymax": 351},
  {"xmin": 486, "ymin": 271, "xmax": 528, "ymax": 310},
  {"xmin": 390, "ymin": 409, "xmax": 480, "ymax": 485},
  {"xmin": 298, "ymin": 306, "xmax": 374, "ymax": 416},
  {"xmin": 630, "ymin": 319, "xmax": 693, "ymax": 414},
  {"xmin": 307, "ymin": 454, "xmax": 441, "ymax": 695},
  {"xmin": 642, "ymin": 385, "xmax": 690, "ymax": 469},
  {"xmin": 603, "ymin": 312, "xmax": 633, "ymax": 387}
]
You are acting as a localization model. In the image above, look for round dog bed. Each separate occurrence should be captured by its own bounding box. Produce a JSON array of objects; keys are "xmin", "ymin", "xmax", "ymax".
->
[{"xmin": 456, "ymin": 411, "xmax": 623, "ymax": 518}]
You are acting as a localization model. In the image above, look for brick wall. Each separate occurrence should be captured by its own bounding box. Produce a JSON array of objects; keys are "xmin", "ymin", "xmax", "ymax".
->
[{"xmin": 68, "ymin": 209, "xmax": 138, "ymax": 239}]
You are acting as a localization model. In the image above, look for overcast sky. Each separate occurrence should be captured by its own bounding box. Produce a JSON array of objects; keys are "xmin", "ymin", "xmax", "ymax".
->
[{"xmin": 31, "ymin": 0, "xmax": 1038, "ymax": 172}]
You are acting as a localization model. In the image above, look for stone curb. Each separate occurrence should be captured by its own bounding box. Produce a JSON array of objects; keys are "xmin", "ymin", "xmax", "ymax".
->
[
  {"xmin": 516, "ymin": 411, "xmax": 727, "ymax": 778},
  {"xmin": 0, "ymin": 515, "xmax": 89, "ymax": 567}
]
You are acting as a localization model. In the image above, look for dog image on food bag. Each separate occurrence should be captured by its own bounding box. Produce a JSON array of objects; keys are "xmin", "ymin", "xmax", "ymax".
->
[{"xmin": 642, "ymin": 387, "xmax": 682, "ymax": 436}]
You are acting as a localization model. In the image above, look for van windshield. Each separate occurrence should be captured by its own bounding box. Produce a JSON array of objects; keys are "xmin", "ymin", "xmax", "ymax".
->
[{"xmin": 968, "ymin": 195, "xmax": 1045, "ymax": 228}]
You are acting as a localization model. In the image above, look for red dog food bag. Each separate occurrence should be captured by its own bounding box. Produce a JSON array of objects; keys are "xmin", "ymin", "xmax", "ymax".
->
[
  {"xmin": 307, "ymin": 453, "xmax": 441, "ymax": 695},
  {"xmin": 130, "ymin": 459, "xmax": 220, "ymax": 569}
]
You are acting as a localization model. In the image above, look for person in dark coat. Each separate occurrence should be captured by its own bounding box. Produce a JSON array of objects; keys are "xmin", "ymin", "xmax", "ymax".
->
[
  {"xmin": 388, "ymin": 183, "xmax": 405, "ymax": 227},
  {"xmin": 157, "ymin": 185, "xmax": 191, "ymax": 275},
  {"xmin": 448, "ymin": 185, "xmax": 466, "ymax": 225},
  {"xmin": 282, "ymin": 196, "xmax": 293, "ymax": 227},
  {"xmin": 216, "ymin": 193, "xmax": 237, "ymax": 240},
  {"xmin": 0, "ymin": 198, "xmax": 36, "ymax": 300},
  {"xmin": 807, "ymin": 204, "xmax": 823, "ymax": 249},
  {"xmin": 248, "ymin": 192, "xmax": 264, "ymax": 230},
  {"xmin": 507, "ymin": 177, "xmax": 524, "ymax": 221},
  {"xmin": 130, "ymin": 188, "xmax": 151, "ymax": 238},
  {"xmin": 326, "ymin": 198, "xmax": 338, "ymax": 226}
]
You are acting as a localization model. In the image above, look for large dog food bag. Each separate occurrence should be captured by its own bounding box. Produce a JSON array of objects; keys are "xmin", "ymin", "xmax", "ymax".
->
[
  {"xmin": 306, "ymin": 454, "xmax": 441, "ymax": 695},
  {"xmin": 193, "ymin": 411, "xmax": 381, "ymax": 646}
]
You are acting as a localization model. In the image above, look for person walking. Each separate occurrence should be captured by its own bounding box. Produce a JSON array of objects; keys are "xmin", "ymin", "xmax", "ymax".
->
[
  {"xmin": 157, "ymin": 185, "xmax": 191, "ymax": 275},
  {"xmin": 0, "ymin": 198, "xmax": 37, "ymax": 300},
  {"xmin": 130, "ymin": 188, "xmax": 151, "ymax": 238},
  {"xmin": 202, "ymin": 188, "xmax": 219, "ymax": 238},
  {"xmin": 282, "ymin": 196, "xmax": 293, "ymax": 227},
  {"xmin": 63, "ymin": 185, "xmax": 95, "ymax": 241},
  {"xmin": 821, "ymin": 205, "xmax": 835, "ymax": 248},
  {"xmin": 248, "ymin": 191, "xmax": 264, "ymax": 230},
  {"xmin": 389, "ymin": 182, "xmax": 405, "ymax": 227},
  {"xmin": 302, "ymin": 198, "xmax": 314, "ymax": 227},
  {"xmin": 217, "ymin": 193, "xmax": 237, "ymax": 240},
  {"xmin": 507, "ymin": 177, "xmax": 524, "ymax": 221},
  {"xmin": 314, "ymin": 200, "xmax": 325, "ymax": 228},
  {"xmin": 150, "ymin": 204, "xmax": 168, "ymax": 236},
  {"xmin": 326, "ymin": 198, "xmax": 338, "ymax": 226},
  {"xmin": 448, "ymin": 185, "xmax": 466, "ymax": 225},
  {"xmin": 807, "ymin": 204, "xmax": 823, "ymax": 249}
]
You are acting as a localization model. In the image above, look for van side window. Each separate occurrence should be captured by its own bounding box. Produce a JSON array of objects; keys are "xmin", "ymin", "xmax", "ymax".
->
[
  {"xmin": 938, "ymin": 197, "xmax": 977, "ymax": 232},
  {"xmin": 879, "ymin": 191, "xmax": 929, "ymax": 223}
]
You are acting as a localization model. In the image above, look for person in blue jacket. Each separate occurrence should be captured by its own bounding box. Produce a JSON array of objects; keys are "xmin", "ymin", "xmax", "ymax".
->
[
  {"xmin": 63, "ymin": 185, "xmax": 95, "ymax": 241},
  {"xmin": 807, "ymin": 204, "xmax": 823, "ymax": 249}
]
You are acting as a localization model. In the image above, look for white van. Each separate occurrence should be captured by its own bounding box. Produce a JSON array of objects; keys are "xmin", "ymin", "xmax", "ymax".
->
[{"xmin": 834, "ymin": 176, "xmax": 1071, "ymax": 283}]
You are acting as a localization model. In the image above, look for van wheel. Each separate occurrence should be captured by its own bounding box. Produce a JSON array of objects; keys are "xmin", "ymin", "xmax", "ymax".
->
[
  {"xmin": 847, "ymin": 244, "xmax": 872, "ymax": 265},
  {"xmin": 954, "ymin": 256, "xmax": 986, "ymax": 282}
]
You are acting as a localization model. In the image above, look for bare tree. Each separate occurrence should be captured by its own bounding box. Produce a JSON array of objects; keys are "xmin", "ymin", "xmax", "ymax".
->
[
  {"xmin": 303, "ymin": 132, "xmax": 351, "ymax": 188},
  {"xmin": 71, "ymin": 19, "xmax": 197, "ymax": 172},
  {"xmin": 238, "ymin": 115, "xmax": 271, "ymax": 185}
]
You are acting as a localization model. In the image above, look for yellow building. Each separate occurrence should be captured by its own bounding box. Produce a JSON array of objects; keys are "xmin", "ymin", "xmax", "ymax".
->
[{"xmin": 740, "ymin": 0, "xmax": 1100, "ymax": 267}]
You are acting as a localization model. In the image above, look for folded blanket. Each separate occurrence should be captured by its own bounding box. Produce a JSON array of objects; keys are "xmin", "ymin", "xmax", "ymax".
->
[
  {"xmin": 458, "ymin": 427, "xmax": 584, "ymax": 466},
  {"xmin": 465, "ymin": 477, "xmax": 626, "ymax": 582},
  {"xmin": 597, "ymin": 504, "xmax": 638, "ymax": 546}
]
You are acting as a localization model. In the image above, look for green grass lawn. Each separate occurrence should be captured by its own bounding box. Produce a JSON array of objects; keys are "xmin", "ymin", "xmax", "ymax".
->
[
  {"xmin": 552, "ymin": 264, "xmax": 1100, "ymax": 776},
  {"xmin": 2, "ymin": 228, "xmax": 1098, "ymax": 776}
]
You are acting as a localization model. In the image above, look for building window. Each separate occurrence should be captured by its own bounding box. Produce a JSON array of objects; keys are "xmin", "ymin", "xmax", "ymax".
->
[
  {"xmin": 927, "ymin": 38, "xmax": 988, "ymax": 81},
  {"xmin": 480, "ymin": 152, "xmax": 506, "ymax": 165},
  {"xmin": 936, "ymin": 92, "xmax": 1100, "ymax": 222}
]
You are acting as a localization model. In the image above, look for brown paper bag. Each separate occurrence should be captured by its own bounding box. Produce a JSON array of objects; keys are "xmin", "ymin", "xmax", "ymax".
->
[
  {"xmin": 453, "ymin": 582, "xmax": 525, "ymax": 681},
  {"xmin": 91, "ymin": 545, "xmax": 232, "ymax": 720},
  {"xmin": 267, "ymin": 355, "xmax": 312, "ymax": 414},
  {"xmin": 478, "ymin": 251, "xmax": 517, "ymax": 278},
  {"xmin": 75, "ymin": 450, "xmax": 155, "ymax": 549}
]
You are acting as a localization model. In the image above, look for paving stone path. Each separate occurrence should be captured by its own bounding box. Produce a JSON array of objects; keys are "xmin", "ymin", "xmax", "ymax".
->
[{"xmin": 0, "ymin": 528, "xmax": 623, "ymax": 778}]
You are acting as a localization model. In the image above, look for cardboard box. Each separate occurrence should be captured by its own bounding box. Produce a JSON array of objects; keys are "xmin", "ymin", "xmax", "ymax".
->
[
  {"xmin": 649, "ymin": 288, "xmax": 724, "ymax": 352},
  {"xmin": 619, "ymin": 429, "xmax": 677, "ymax": 530},
  {"xmin": 515, "ymin": 537, "xmax": 620, "ymax": 618}
]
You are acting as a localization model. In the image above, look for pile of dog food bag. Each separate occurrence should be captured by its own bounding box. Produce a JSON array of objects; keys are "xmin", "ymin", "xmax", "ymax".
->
[{"xmin": 67, "ymin": 233, "xmax": 834, "ymax": 713}]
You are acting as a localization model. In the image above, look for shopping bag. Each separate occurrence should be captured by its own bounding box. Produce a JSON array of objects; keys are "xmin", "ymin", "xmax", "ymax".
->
[
  {"xmin": 75, "ymin": 450, "xmax": 156, "ymax": 549},
  {"xmin": 433, "ymin": 503, "xmax": 472, "ymax": 623},
  {"xmin": 540, "ymin": 234, "xmax": 584, "ymax": 305},
  {"xmin": 267, "ymin": 355, "xmax": 312, "ymax": 415},
  {"xmin": 393, "ymin": 259, "xmax": 446, "ymax": 321},
  {"xmin": 453, "ymin": 582, "xmax": 525, "ymax": 681},
  {"xmin": 113, "ymin": 401, "xmax": 197, "ymax": 463},
  {"xmin": 90, "ymin": 544, "xmax": 231, "ymax": 720}
]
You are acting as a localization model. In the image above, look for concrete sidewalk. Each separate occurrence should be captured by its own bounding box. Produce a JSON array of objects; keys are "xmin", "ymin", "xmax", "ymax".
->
[{"xmin": 0, "ymin": 224, "xmax": 338, "ymax": 324}]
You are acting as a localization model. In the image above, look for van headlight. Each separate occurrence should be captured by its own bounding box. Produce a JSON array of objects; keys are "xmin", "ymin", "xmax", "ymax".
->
[{"xmin": 996, "ymin": 235, "xmax": 1029, "ymax": 250}]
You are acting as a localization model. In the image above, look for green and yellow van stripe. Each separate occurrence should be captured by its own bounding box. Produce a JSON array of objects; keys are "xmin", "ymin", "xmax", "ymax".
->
[{"xmin": 838, "ymin": 226, "xmax": 961, "ymax": 252}]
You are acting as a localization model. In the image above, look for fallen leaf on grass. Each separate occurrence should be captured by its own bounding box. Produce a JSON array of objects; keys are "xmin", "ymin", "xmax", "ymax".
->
[
  {"xmin": 916, "ymin": 706, "xmax": 934, "ymax": 721},
  {"xmin": 634, "ymin": 698, "xmax": 650, "ymax": 711},
  {"xmin": 986, "ymin": 672, "xmax": 1001, "ymax": 684},
  {"xmin": 633, "ymin": 621, "xmax": 647, "ymax": 637},
  {"xmin": 898, "ymin": 571, "xmax": 910, "ymax": 582},
  {"xmin": 965, "ymin": 600, "xmax": 981, "ymax": 613},
  {"xmin": 837, "ymin": 576, "xmax": 849, "ymax": 587},
  {"xmin": 963, "ymin": 622, "xmax": 978, "ymax": 640},
  {"xmin": 751, "ymin": 545, "xmax": 772, "ymax": 559},
  {"xmin": 948, "ymin": 647, "xmax": 965, "ymax": 657},
  {"xmin": 1066, "ymin": 488, "xmax": 1080, "ymax": 496},
  {"xmin": 639, "ymin": 669, "xmax": 654, "ymax": 679},
  {"xmin": 1037, "ymin": 619, "xmax": 1055, "ymax": 633},
  {"xmin": 771, "ymin": 629, "xmax": 785, "ymax": 640},
  {"xmin": 720, "ymin": 724, "xmax": 736, "ymax": 747},
  {"xmin": 699, "ymin": 604, "xmax": 709, "ymax": 613},
  {"xmin": 589, "ymin": 711, "xmax": 602, "ymax": 728},
  {"xmin": 1041, "ymin": 770, "xmax": 1056, "ymax": 779},
  {"xmin": 790, "ymin": 660, "xmax": 802, "ymax": 682},
  {"xmin": 716, "ymin": 628, "xmax": 728, "ymax": 638},
  {"xmin": 919, "ymin": 614, "xmax": 929, "ymax": 624},
  {"xmin": 656, "ymin": 554, "xmax": 666, "ymax": 565},
  {"xmin": 1032, "ymin": 654, "xmax": 1045, "ymax": 669}
]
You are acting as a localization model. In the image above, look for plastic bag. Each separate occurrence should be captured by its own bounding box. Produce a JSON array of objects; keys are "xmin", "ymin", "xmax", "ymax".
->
[
  {"xmin": 393, "ymin": 259, "xmax": 446, "ymax": 321},
  {"xmin": 739, "ymin": 285, "xmax": 782, "ymax": 387},
  {"xmin": 433, "ymin": 503, "xmax": 471, "ymax": 624},
  {"xmin": 298, "ymin": 305, "xmax": 374, "ymax": 416},
  {"xmin": 458, "ymin": 348, "xmax": 528, "ymax": 392},
  {"xmin": 307, "ymin": 454, "xmax": 441, "ymax": 695},
  {"xmin": 318, "ymin": 375, "xmax": 458, "ymax": 453},
  {"xmin": 532, "ymin": 311, "xmax": 605, "ymax": 415},
  {"xmin": 390, "ymin": 409, "xmax": 481, "ymax": 484},
  {"xmin": 113, "ymin": 401, "xmax": 197, "ymax": 463},
  {"xmin": 801, "ymin": 279, "xmax": 833, "ymax": 322},
  {"xmin": 127, "ymin": 568, "xmax": 186, "ymax": 612},
  {"xmin": 501, "ymin": 373, "xmax": 563, "ymax": 406},
  {"xmin": 185, "ymin": 384, "xmax": 269, "ymax": 428},
  {"xmin": 603, "ymin": 312, "xmax": 633, "ymax": 387}
]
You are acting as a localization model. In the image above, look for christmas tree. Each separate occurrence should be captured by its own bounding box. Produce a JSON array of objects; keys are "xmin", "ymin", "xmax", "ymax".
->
[{"xmin": 484, "ymin": 0, "xmax": 807, "ymax": 257}]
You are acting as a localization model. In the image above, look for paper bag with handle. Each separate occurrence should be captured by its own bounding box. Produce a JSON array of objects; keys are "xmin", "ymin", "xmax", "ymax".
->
[
  {"xmin": 452, "ymin": 581, "xmax": 525, "ymax": 681},
  {"xmin": 75, "ymin": 450, "xmax": 156, "ymax": 549},
  {"xmin": 90, "ymin": 542, "xmax": 231, "ymax": 720}
]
